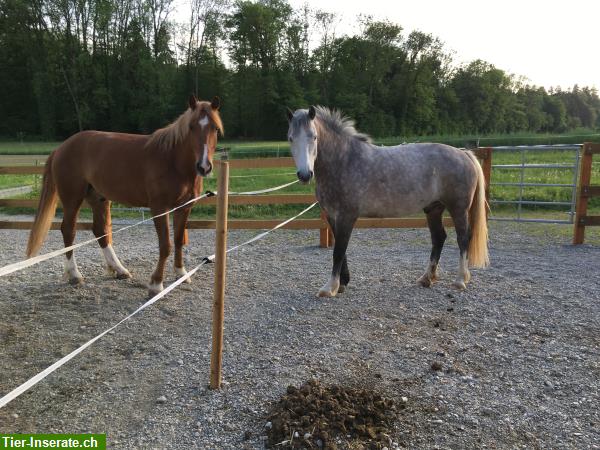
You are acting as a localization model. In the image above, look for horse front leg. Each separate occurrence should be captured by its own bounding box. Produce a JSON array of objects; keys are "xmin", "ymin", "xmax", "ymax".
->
[
  {"xmin": 173, "ymin": 207, "xmax": 192, "ymax": 283},
  {"xmin": 318, "ymin": 216, "xmax": 355, "ymax": 298},
  {"xmin": 149, "ymin": 212, "xmax": 171, "ymax": 295},
  {"xmin": 418, "ymin": 202, "xmax": 447, "ymax": 287},
  {"xmin": 61, "ymin": 204, "xmax": 84, "ymax": 285}
]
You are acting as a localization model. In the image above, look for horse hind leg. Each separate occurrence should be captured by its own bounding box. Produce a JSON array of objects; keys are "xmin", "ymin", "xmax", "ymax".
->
[
  {"xmin": 449, "ymin": 207, "xmax": 471, "ymax": 290},
  {"xmin": 88, "ymin": 192, "xmax": 131, "ymax": 279},
  {"xmin": 418, "ymin": 202, "xmax": 447, "ymax": 287},
  {"xmin": 61, "ymin": 203, "xmax": 84, "ymax": 285}
]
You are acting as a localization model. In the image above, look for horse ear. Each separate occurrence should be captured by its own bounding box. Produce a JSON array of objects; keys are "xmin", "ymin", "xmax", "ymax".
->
[
  {"xmin": 286, "ymin": 107, "xmax": 294, "ymax": 122},
  {"xmin": 211, "ymin": 96, "xmax": 221, "ymax": 110},
  {"xmin": 308, "ymin": 105, "xmax": 316, "ymax": 120},
  {"xmin": 189, "ymin": 94, "xmax": 198, "ymax": 110}
]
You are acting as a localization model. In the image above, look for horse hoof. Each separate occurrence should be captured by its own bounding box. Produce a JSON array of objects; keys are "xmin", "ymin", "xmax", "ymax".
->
[
  {"xmin": 338, "ymin": 285, "xmax": 346, "ymax": 294},
  {"xmin": 317, "ymin": 290, "xmax": 336, "ymax": 298},
  {"xmin": 148, "ymin": 281, "xmax": 164, "ymax": 296},
  {"xmin": 175, "ymin": 267, "xmax": 191, "ymax": 283},
  {"xmin": 116, "ymin": 271, "xmax": 132, "ymax": 280},
  {"xmin": 452, "ymin": 280, "xmax": 467, "ymax": 290},
  {"xmin": 68, "ymin": 276, "xmax": 83, "ymax": 286},
  {"xmin": 417, "ymin": 275, "xmax": 432, "ymax": 287}
]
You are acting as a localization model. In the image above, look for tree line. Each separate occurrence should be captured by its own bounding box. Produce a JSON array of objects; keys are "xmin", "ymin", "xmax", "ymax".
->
[{"xmin": 1, "ymin": 0, "xmax": 599, "ymax": 140}]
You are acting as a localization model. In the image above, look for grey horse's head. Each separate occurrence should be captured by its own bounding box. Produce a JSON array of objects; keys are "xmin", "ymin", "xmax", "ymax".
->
[{"xmin": 286, "ymin": 106, "xmax": 318, "ymax": 183}]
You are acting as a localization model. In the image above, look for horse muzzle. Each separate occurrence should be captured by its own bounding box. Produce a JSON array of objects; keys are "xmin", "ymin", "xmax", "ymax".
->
[
  {"xmin": 196, "ymin": 161, "xmax": 213, "ymax": 177},
  {"xmin": 297, "ymin": 170, "xmax": 313, "ymax": 184}
]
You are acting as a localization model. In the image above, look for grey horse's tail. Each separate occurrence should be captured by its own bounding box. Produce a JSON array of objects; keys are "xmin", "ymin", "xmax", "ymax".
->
[{"xmin": 465, "ymin": 151, "xmax": 489, "ymax": 268}]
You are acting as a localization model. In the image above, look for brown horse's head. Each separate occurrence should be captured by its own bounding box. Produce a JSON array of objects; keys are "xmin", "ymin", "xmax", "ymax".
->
[{"xmin": 187, "ymin": 95, "xmax": 223, "ymax": 177}]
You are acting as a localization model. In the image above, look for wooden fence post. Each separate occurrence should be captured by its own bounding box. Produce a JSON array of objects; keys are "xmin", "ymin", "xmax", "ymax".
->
[
  {"xmin": 210, "ymin": 160, "xmax": 229, "ymax": 389},
  {"xmin": 320, "ymin": 208, "xmax": 333, "ymax": 248},
  {"xmin": 481, "ymin": 147, "xmax": 493, "ymax": 208},
  {"xmin": 573, "ymin": 142, "xmax": 599, "ymax": 244}
]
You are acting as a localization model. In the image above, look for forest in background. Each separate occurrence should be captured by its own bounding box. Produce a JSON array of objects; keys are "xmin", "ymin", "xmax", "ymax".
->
[{"xmin": 1, "ymin": 0, "xmax": 600, "ymax": 140}]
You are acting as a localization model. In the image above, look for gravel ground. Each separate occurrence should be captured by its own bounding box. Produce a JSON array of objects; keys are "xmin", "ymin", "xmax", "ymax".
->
[{"xmin": 0, "ymin": 221, "xmax": 599, "ymax": 449}]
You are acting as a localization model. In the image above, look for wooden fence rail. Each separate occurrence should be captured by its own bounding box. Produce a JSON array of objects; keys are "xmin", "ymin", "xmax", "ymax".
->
[{"xmin": 0, "ymin": 149, "xmax": 493, "ymax": 248}]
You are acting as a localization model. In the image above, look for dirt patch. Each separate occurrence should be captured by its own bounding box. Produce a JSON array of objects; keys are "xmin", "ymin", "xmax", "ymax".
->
[{"xmin": 266, "ymin": 379, "xmax": 399, "ymax": 449}]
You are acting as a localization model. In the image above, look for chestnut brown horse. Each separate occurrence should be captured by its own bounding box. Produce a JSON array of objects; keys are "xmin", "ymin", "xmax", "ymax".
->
[{"xmin": 26, "ymin": 95, "xmax": 223, "ymax": 295}]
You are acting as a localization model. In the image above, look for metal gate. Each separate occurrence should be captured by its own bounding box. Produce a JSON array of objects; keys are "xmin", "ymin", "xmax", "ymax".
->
[{"xmin": 488, "ymin": 144, "xmax": 581, "ymax": 224}]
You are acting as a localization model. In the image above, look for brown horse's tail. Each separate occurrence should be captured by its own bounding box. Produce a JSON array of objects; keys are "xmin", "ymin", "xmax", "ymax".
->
[
  {"xmin": 26, "ymin": 152, "xmax": 58, "ymax": 257},
  {"xmin": 465, "ymin": 151, "xmax": 489, "ymax": 268}
]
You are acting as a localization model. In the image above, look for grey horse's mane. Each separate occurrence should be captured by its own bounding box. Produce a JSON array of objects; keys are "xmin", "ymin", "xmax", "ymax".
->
[{"xmin": 315, "ymin": 106, "xmax": 372, "ymax": 144}]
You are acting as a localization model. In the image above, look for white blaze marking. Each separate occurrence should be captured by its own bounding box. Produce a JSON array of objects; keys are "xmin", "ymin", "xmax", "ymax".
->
[
  {"xmin": 200, "ymin": 143, "xmax": 210, "ymax": 172},
  {"xmin": 199, "ymin": 116, "xmax": 209, "ymax": 128},
  {"xmin": 290, "ymin": 127, "xmax": 316, "ymax": 176}
]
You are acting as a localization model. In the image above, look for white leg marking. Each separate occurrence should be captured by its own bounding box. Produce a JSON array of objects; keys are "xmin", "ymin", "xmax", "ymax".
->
[
  {"xmin": 417, "ymin": 261, "xmax": 439, "ymax": 287},
  {"xmin": 148, "ymin": 280, "xmax": 164, "ymax": 295},
  {"xmin": 101, "ymin": 245, "xmax": 131, "ymax": 279},
  {"xmin": 453, "ymin": 253, "xmax": 469, "ymax": 290},
  {"xmin": 175, "ymin": 265, "xmax": 191, "ymax": 283},
  {"xmin": 318, "ymin": 276, "xmax": 340, "ymax": 298},
  {"xmin": 63, "ymin": 255, "xmax": 83, "ymax": 284}
]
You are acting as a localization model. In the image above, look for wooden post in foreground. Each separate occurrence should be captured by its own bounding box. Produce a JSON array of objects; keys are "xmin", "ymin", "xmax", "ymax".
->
[
  {"xmin": 573, "ymin": 143, "xmax": 600, "ymax": 244},
  {"xmin": 210, "ymin": 160, "xmax": 229, "ymax": 389},
  {"xmin": 319, "ymin": 209, "xmax": 333, "ymax": 248},
  {"xmin": 480, "ymin": 147, "xmax": 493, "ymax": 208}
]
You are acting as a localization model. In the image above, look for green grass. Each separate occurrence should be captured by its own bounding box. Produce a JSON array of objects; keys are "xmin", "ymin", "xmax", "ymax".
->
[
  {"xmin": 2, "ymin": 130, "xmax": 598, "ymax": 156},
  {"xmin": 0, "ymin": 174, "xmax": 37, "ymax": 189},
  {"xmin": 0, "ymin": 141, "xmax": 61, "ymax": 154}
]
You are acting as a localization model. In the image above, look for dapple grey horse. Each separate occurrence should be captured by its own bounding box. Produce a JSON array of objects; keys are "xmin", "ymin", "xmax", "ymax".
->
[{"xmin": 286, "ymin": 106, "xmax": 489, "ymax": 297}]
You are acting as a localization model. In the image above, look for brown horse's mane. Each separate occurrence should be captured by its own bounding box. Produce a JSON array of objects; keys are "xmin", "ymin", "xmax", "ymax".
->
[{"xmin": 147, "ymin": 101, "xmax": 224, "ymax": 151}]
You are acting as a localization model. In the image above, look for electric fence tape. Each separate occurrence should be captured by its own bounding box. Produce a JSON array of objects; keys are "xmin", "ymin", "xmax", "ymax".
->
[{"xmin": 0, "ymin": 201, "xmax": 317, "ymax": 409}]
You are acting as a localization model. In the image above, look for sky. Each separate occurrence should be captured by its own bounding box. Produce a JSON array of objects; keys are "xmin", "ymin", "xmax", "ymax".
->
[{"xmin": 283, "ymin": 0, "xmax": 599, "ymax": 90}]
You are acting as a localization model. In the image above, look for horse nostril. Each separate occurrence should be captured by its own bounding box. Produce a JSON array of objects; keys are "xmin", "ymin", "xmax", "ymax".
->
[{"xmin": 297, "ymin": 170, "xmax": 312, "ymax": 183}]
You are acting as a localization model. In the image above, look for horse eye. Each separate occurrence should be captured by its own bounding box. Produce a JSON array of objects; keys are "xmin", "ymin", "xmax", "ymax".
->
[{"xmin": 313, "ymin": 136, "xmax": 317, "ymax": 141}]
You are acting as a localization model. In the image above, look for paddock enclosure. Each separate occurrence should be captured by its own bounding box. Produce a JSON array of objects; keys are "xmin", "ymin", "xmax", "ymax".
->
[
  {"xmin": 0, "ymin": 222, "xmax": 599, "ymax": 448},
  {"xmin": 0, "ymin": 145, "xmax": 599, "ymax": 448}
]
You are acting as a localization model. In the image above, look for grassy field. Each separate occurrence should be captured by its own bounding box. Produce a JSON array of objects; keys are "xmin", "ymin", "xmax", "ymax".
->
[
  {"xmin": 1, "ymin": 129, "xmax": 599, "ymax": 156},
  {"xmin": 1, "ymin": 137, "xmax": 599, "ymax": 221}
]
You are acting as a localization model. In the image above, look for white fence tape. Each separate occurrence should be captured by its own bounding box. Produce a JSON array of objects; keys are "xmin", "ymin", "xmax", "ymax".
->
[
  {"xmin": 0, "ymin": 259, "xmax": 208, "ymax": 409},
  {"xmin": 0, "ymin": 201, "xmax": 317, "ymax": 409},
  {"xmin": 229, "ymin": 179, "xmax": 299, "ymax": 195},
  {"xmin": 0, "ymin": 192, "xmax": 210, "ymax": 278},
  {"xmin": 0, "ymin": 180, "xmax": 299, "ymax": 278}
]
